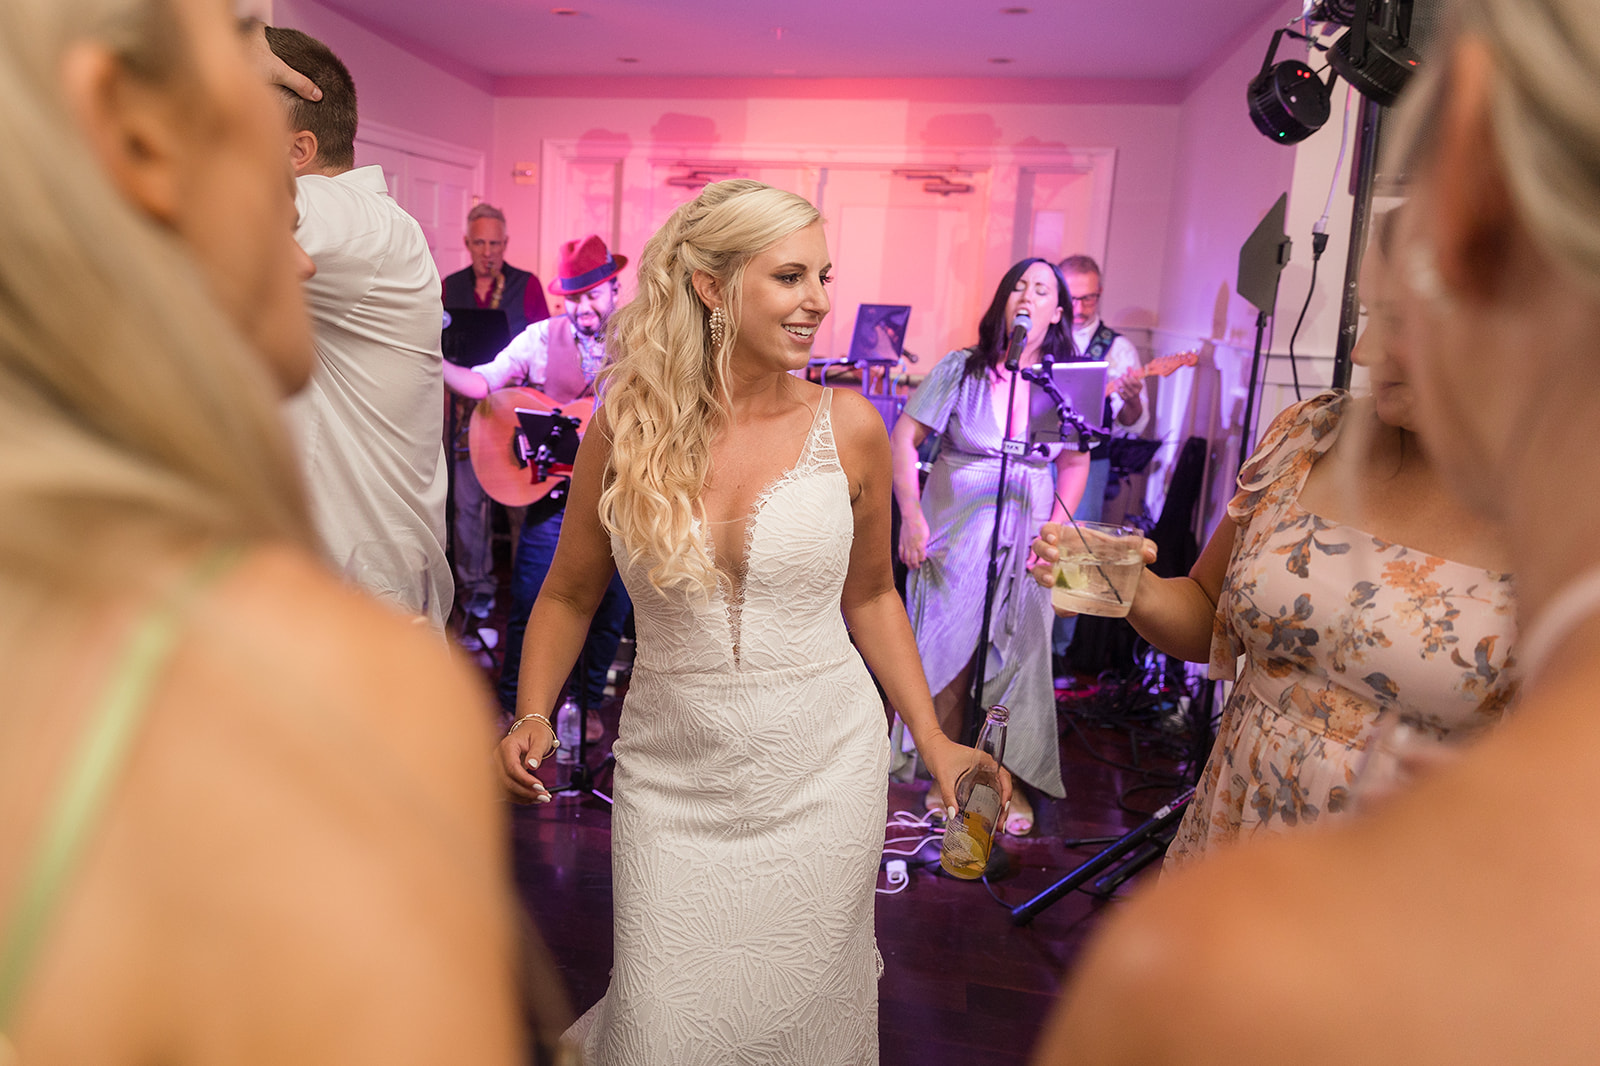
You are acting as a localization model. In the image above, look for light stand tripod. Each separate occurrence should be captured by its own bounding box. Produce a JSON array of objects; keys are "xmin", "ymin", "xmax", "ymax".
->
[
  {"xmin": 1009, "ymin": 785, "xmax": 1195, "ymax": 923},
  {"xmin": 1236, "ymin": 193, "xmax": 1293, "ymax": 474}
]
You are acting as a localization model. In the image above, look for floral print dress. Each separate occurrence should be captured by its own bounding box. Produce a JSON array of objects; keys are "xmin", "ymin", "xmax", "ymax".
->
[{"xmin": 1164, "ymin": 392, "xmax": 1519, "ymax": 869}]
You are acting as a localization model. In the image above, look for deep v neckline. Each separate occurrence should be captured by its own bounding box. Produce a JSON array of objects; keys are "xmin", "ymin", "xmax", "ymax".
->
[{"xmin": 702, "ymin": 389, "xmax": 829, "ymax": 666}]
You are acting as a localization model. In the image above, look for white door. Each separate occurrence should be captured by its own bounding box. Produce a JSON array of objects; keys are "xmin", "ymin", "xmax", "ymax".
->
[
  {"xmin": 354, "ymin": 138, "xmax": 477, "ymax": 279},
  {"xmin": 816, "ymin": 166, "xmax": 993, "ymax": 366}
]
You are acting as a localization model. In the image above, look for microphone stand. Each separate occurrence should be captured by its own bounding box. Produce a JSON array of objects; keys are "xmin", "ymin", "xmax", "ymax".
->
[{"xmin": 966, "ymin": 325, "xmax": 1032, "ymax": 740}]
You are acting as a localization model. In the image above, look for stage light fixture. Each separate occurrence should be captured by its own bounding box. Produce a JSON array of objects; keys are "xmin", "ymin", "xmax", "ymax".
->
[
  {"xmin": 1247, "ymin": 29, "xmax": 1333, "ymax": 144},
  {"xmin": 1326, "ymin": 0, "xmax": 1420, "ymax": 106},
  {"xmin": 1307, "ymin": 0, "xmax": 1360, "ymax": 27}
]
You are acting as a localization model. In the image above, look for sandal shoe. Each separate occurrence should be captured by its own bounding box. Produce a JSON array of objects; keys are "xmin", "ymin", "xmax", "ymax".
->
[{"xmin": 1002, "ymin": 796, "xmax": 1035, "ymax": 836}]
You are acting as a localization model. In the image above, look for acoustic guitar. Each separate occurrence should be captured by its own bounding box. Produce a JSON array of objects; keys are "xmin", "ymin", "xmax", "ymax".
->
[
  {"xmin": 468, "ymin": 387, "xmax": 595, "ymax": 506},
  {"xmin": 1105, "ymin": 349, "xmax": 1199, "ymax": 397}
]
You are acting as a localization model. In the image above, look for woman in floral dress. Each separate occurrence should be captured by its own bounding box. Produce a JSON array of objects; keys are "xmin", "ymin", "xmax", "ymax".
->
[{"xmin": 1032, "ymin": 246, "xmax": 1519, "ymax": 867}]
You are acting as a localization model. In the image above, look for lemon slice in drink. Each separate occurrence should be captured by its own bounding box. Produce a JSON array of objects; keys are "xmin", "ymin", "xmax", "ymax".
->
[{"xmin": 1054, "ymin": 562, "xmax": 1089, "ymax": 591}]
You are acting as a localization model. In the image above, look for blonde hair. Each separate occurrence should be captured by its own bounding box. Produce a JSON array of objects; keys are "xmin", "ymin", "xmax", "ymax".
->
[
  {"xmin": 0, "ymin": 0, "xmax": 313, "ymax": 602},
  {"xmin": 598, "ymin": 180, "xmax": 820, "ymax": 593},
  {"xmin": 1388, "ymin": 0, "xmax": 1600, "ymax": 284}
]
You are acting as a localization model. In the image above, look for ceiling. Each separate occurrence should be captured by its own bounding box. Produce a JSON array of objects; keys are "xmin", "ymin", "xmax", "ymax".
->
[{"xmin": 320, "ymin": 0, "xmax": 1290, "ymax": 84}]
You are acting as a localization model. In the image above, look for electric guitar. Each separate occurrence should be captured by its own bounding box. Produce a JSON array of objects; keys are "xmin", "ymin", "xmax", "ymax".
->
[
  {"xmin": 1105, "ymin": 349, "xmax": 1199, "ymax": 397},
  {"xmin": 468, "ymin": 387, "xmax": 595, "ymax": 506}
]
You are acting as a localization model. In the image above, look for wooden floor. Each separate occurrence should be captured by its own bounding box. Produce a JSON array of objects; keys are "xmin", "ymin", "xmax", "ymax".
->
[{"xmin": 498, "ymin": 670, "xmax": 1196, "ymax": 1064}]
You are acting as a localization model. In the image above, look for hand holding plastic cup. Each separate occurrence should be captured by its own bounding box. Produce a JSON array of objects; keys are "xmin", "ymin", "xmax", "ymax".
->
[{"xmin": 1044, "ymin": 521, "xmax": 1146, "ymax": 618}]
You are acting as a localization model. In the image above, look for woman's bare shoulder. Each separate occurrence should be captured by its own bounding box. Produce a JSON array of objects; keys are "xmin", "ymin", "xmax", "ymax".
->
[
  {"xmin": 20, "ymin": 544, "xmax": 521, "ymax": 1065},
  {"xmin": 205, "ymin": 544, "xmax": 500, "ymax": 770},
  {"xmin": 826, "ymin": 387, "xmax": 890, "ymax": 449}
]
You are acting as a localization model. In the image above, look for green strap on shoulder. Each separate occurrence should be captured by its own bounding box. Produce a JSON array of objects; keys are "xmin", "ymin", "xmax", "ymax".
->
[{"xmin": 0, "ymin": 545, "xmax": 242, "ymax": 1031}]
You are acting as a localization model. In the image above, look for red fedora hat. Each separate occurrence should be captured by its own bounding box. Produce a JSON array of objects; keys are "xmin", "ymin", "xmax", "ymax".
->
[{"xmin": 548, "ymin": 234, "xmax": 627, "ymax": 295}]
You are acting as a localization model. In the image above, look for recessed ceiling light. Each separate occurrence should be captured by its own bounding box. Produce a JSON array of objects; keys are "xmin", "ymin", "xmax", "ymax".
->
[
  {"xmin": 551, "ymin": 7, "xmax": 578, "ymax": 14},
  {"xmin": 989, "ymin": 57, "xmax": 1014, "ymax": 64},
  {"xmin": 618, "ymin": 56, "xmax": 639, "ymax": 63},
  {"xmin": 1001, "ymin": 6, "xmax": 1030, "ymax": 13}
]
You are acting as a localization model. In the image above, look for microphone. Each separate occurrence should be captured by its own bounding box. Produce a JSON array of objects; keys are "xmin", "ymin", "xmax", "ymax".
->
[{"xmin": 1003, "ymin": 309, "xmax": 1032, "ymax": 371}]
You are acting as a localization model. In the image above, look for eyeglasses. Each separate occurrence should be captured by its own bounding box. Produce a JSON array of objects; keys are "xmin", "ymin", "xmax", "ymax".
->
[{"xmin": 1069, "ymin": 293, "xmax": 1101, "ymax": 306}]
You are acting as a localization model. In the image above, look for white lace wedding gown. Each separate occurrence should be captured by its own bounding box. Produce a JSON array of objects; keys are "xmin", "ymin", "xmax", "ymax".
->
[{"xmin": 572, "ymin": 389, "xmax": 890, "ymax": 1064}]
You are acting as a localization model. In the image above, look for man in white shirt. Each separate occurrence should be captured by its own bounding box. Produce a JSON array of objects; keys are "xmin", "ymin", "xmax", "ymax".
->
[
  {"xmin": 443, "ymin": 235, "xmax": 630, "ymax": 723},
  {"xmin": 266, "ymin": 27, "xmax": 451, "ymax": 629}
]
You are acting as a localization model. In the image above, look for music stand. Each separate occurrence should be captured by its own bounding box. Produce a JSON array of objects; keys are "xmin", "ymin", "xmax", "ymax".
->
[
  {"xmin": 441, "ymin": 307, "xmax": 512, "ymax": 367},
  {"xmin": 1236, "ymin": 193, "xmax": 1292, "ymax": 473},
  {"xmin": 513, "ymin": 408, "xmax": 582, "ymax": 481},
  {"xmin": 508, "ymin": 413, "xmax": 615, "ymax": 805},
  {"xmin": 1024, "ymin": 361, "xmax": 1108, "ymax": 452}
]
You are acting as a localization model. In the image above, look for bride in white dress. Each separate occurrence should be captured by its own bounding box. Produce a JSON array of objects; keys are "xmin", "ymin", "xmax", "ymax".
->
[{"xmin": 496, "ymin": 180, "xmax": 1005, "ymax": 1064}]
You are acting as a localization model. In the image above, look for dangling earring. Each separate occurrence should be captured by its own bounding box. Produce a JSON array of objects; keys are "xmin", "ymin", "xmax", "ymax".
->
[{"xmin": 709, "ymin": 306, "xmax": 726, "ymax": 351}]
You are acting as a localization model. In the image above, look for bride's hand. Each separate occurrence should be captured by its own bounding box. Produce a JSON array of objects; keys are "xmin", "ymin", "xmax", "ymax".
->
[
  {"xmin": 497, "ymin": 722, "xmax": 553, "ymax": 805},
  {"xmin": 919, "ymin": 733, "xmax": 1011, "ymax": 817}
]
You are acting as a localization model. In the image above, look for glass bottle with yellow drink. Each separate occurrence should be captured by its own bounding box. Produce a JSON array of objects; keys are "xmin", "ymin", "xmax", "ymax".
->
[{"xmin": 939, "ymin": 705, "xmax": 1009, "ymax": 879}]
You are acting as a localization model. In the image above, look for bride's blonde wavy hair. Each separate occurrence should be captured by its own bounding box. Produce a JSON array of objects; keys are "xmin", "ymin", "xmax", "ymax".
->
[{"xmin": 599, "ymin": 179, "xmax": 820, "ymax": 593}]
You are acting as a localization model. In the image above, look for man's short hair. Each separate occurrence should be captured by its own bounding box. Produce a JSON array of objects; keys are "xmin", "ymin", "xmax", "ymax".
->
[
  {"xmin": 264, "ymin": 27, "xmax": 357, "ymax": 171},
  {"xmin": 1057, "ymin": 254, "xmax": 1101, "ymax": 277},
  {"xmin": 467, "ymin": 203, "xmax": 507, "ymax": 226}
]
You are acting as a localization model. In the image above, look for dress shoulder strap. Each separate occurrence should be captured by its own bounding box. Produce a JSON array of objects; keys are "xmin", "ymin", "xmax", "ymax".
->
[
  {"xmin": 803, "ymin": 385, "xmax": 839, "ymax": 471},
  {"xmin": 0, "ymin": 544, "xmax": 243, "ymax": 1034}
]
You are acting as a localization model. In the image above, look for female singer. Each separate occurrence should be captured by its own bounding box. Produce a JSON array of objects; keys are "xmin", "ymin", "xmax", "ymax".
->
[{"xmin": 891, "ymin": 259, "xmax": 1088, "ymax": 835}]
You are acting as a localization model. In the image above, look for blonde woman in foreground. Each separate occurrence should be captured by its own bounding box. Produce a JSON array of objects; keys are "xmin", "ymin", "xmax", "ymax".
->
[
  {"xmin": 1033, "ymin": 0, "xmax": 1600, "ymax": 1062},
  {"xmin": 0, "ymin": 0, "xmax": 529, "ymax": 1061},
  {"xmin": 496, "ymin": 179, "xmax": 1004, "ymax": 1065}
]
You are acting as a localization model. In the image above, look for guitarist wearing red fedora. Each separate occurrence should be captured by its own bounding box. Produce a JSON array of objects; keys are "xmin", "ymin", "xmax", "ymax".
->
[{"xmin": 443, "ymin": 235, "xmax": 630, "ymax": 726}]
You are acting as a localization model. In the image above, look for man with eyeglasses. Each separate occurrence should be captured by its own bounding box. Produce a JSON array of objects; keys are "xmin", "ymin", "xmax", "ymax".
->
[
  {"xmin": 1053, "ymin": 256, "xmax": 1151, "ymax": 665},
  {"xmin": 442, "ymin": 204, "xmax": 549, "ymax": 623}
]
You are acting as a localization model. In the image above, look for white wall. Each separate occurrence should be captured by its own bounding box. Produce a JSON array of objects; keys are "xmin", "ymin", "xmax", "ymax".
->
[
  {"xmin": 271, "ymin": 0, "xmax": 494, "ymax": 164},
  {"xmin": 487, "ymin": 82, "xmax": 1183, "ymax": 345},
  {"xmin": 1143, "ymin": 0, "xmax": 1334, "ymax": 536}
]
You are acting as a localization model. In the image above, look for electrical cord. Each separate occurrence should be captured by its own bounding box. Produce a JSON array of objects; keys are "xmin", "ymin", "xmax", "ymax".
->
[
  {"xmin": 1287, "ymin": 83, "xmax": 1354, "ymax": 400},
  {"xmin": 878, "ymin": 859, "xmax": 910, "ymax": 895}
]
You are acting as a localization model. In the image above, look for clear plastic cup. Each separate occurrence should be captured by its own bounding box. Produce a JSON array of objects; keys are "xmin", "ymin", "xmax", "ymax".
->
[{"xmin": 1048, "ymin": 522, "xmax": 1145, "ymax": 618}]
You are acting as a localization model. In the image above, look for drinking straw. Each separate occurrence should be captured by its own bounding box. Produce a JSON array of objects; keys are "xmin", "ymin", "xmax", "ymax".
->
[{"xmin": 1052, "ymin": 491, "xmax": 1125, "ymax": 606}]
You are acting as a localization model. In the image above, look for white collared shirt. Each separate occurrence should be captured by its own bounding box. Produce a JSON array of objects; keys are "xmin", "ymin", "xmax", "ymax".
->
[
  {"xmin": 285, "ymin": 165, "xmax": 452, "ymax": 629},
  {"xmin": 1072, "ymin": 318, "xmax": 1150, "ymax": 436}
]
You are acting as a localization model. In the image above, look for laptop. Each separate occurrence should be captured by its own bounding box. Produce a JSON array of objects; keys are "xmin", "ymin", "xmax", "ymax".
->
[{"xmin": 845, "ymin": 304, "xmax": 911, "ymax": 365}]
